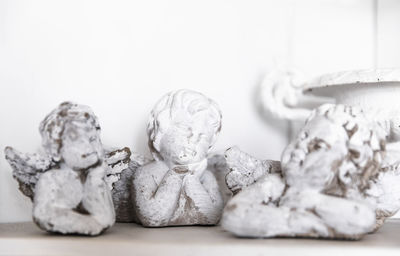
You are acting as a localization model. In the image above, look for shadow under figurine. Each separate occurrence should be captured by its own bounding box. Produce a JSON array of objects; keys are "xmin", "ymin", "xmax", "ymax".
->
[
  {"xmin": 132, "ymin": 89, "xmax": 224, "ymax": 227},
  {"xmin": 5, "ymin": 102, "xmax": 115, "ymax": 235},
  {"xmin": 221, "ymin": 104, "xmax": 395, "ymax": 239}
]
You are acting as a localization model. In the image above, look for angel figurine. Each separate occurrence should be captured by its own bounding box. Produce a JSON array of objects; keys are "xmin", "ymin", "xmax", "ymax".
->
[
  {"xmin": 221, "ymin": 104, "xmax": 394, "ymax": 239},
  {"xmin": 5, "ymin": 102, "xmax": 115, "ymax": 235},
  {"xmin": 131, "ymin": 89, "xmax": 225, "ymax": 227}
]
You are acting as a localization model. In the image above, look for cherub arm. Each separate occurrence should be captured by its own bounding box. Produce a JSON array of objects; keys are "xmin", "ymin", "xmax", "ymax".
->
[
  {"xmin": 183, "ymin": 170, "xmax": 224, "ymax": 224},
  {"xmin": 82, "ymin": 164, "xmax": 116, "ymax": 228},
  {"xmin": 222, "ymin": 182, "xmax": 375, "ymax": 239},
  {"xmin": 311, "ymin": 193, "xmax": 376, "ymax": 236},
  {"xmin": 33, "ymin": 170, "xmax": 107, "ymax": 235},
  {"xmin": 132, "ymin": 162, "xmax": 185, "ymax": 227},
  {"xmin": 282, "ymin": 189, "xmax": 376, "ymax": 237}
]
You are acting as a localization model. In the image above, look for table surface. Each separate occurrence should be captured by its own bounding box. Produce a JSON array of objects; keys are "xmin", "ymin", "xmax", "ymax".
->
[{"xmin": 1, "ymin": 220, "xmax": 400, "ymax": 256}]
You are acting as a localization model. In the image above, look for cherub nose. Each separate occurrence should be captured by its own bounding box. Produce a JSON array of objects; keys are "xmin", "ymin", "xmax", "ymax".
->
[{"xmin": 188, "ymin": 132, "xmax": 201, "ymax": 143}]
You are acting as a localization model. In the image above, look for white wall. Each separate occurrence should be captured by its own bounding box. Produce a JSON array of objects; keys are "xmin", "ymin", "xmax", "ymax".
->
[
  {"xmin": 378, "ymin": 0, "xmax": 400, "ymax": 68},
  {"xmin": 0, "ymin": 0, "xmax": 384, "ymax": 222}
]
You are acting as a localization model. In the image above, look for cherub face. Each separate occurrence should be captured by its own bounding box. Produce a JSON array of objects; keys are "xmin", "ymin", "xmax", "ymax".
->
[
  {"xmin": 282, "ymin": 116, "xmax": 348, "ymax": 189},
  {"xmin": 59, "ymin": 121, "xmax": 103, "ymax": 170},
  {"xmin": 159, "ymin": 111, "xmax": 215, "ymax": 165}
]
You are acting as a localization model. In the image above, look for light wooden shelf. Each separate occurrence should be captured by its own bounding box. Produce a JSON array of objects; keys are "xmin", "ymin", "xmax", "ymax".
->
[{"xmin": 1, "ymin": 220, "xmax": 400, "ymax": 256}]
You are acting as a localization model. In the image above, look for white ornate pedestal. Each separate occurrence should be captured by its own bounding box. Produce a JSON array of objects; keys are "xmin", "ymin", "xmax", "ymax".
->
[
  {"xmin": 259, "ymin": 68, "xmax": 400, "ymax": 221},
  {"xmin": 261, "ymin": 69, "xmax": 400, "ymax": 137}
]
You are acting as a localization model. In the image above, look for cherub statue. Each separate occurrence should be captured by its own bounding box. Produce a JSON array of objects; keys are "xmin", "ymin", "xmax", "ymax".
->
[
  {"xmin": 221, "ymin": 104, "xmax": 394, "ymax": 239},
  {"xmin": 132, "ymin": 89, "xmax": 224, "ymax": 227},
  {"xmin": 5, "ymin": 102, "xmax": 115, "ymax": 235}
]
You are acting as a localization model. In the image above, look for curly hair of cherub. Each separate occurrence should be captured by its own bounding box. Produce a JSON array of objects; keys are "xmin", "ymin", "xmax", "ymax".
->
[
  {"xmin": 147, "ymin": 89, "xmax": 222, "ymax": 161},
  {"xmin": 39, "ymin": 102, "xmax": 101, "ymax": 161},
  {"xmin": 307, "ymin": 104, "xmax": 387, "ymax": 194}
]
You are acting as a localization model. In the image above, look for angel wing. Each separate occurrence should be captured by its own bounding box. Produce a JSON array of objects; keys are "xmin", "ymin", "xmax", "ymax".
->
[
  {"xmin": 4, "ymin": 145, "xmax": 149, "ymax": 198},
  {"xmin": 5, "ymin": 144, "xmax": 150, "ymax": 223},
  {"xmin": 104, "ymin": 147, "xmax": 151, "ymax": 190},
  {"xmin": 224, "ymin": 146, "xmax": 281, "ymax": 194},
  {"xmin": 104, "ymin": 147, "xmax": 132, "ymax": 190},
  {"xmin": 104, "ymin": 147, "xmax": 151, "ymax": 223},
  {"xmin": 4, "ymin": 146, "xmax": 55, "ymax": 200}
]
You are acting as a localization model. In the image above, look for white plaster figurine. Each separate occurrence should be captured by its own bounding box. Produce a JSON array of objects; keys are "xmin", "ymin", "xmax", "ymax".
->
[
  {"xmin": 5, "ymin": 102, "xmax": 115, "ymax": 235},
  {"xmin": 132, "ymin": 89, "xmax": 224, "ymax": 227},
  {"xmin": 258, "ymin": 68, "xmax": 400, "ymax": 232},
  {"xmin": 222, "ymin": 104, "xmax": 390, "ymax": 239}
]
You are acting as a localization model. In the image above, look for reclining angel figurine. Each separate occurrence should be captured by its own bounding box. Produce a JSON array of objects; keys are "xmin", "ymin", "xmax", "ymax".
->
[
  {"xmin": 5, "ymin": 102, "xmax": 116, "ymax": 235},
  {"xmin": 221, "ymin": 104, "xmax": 400, "ymax": 239},
  {"xmin": 131, "ymin": 89, "xmax": 225, "ymax": 227}
]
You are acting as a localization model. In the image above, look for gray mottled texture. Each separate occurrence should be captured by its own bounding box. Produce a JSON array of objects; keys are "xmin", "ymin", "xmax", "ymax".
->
[
  {"xmin": 224, "ymin": 147, "xmax": 280, "ymax": 195},
  {"xmin": 4, "ymin": 98, "xmax": 229, "ymax": 226},
  {"xmin": 207, "ymin": 153, "xmax": 232, "ymax": 205},
  {"xmin": 5, "ymin": 102, "xmax": 115, "ymax": 235},
  {"xmin": 132, "ymin": 89, "xmax": 225, "ymax": 227},
  {"xmin": 222, "ymin": 104, "xmax": 388, "ymax": 240},
  {"xmin": 5, "ymin": 145, "xmax": 146, "ymax": 223},
  {"xmin": 105, "ymin": 148, "xmax": 151, "ymax": 223}
]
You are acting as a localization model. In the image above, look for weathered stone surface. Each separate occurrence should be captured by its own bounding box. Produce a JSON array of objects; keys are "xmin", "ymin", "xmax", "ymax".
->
[
  {"xmin": 5, "ymin": 102, "xmax": 115, "ymax": 235},
  {"xmin": 105, "ymin": 147, "xmax": 151, "ymax": 223},
  {"xmin": 207, "ymin": 153, "xmax": 232, "ymax": 205},
  {"xmin": 132, "ymin": 89, "xmax": 224, "ymax": 227},
  {"xmin": 222, "ymin": 104, "xmax": 389, "ymax": 239},
  {"xmin": 5, "ymin": 145, "xmax": 145, "ymax": 223},
  {"xmin": 259, "ymin": 68, "xmax": 400, "ymax": 233},
  {"xmin": 224, "ymin": 146, "xmax": 280, "ymax": 195},
  {"xmin": 4, "ymin": 147, "xmax": 55, "ymax": 200},
  {"xmin": 5, "ymin": 100, "xmax": 229, "ymax": 225}
]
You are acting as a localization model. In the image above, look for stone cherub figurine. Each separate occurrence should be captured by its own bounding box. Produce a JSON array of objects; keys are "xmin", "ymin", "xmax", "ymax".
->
[
  {"xmin": 5, "ymin": 102, "xmax": 115, "ymax": 235},
  {"xmin": 221, "ymin": 104, "xmax": 395, "ymax": 239},
  {"xmin": 132, "ymin": 89, "xmax": 224, "ymax": 227}
]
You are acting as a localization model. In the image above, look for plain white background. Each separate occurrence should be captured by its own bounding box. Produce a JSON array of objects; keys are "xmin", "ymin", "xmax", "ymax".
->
[{"xmin": 0, "ymin": 0, "xmax": 398, "ymax": 222}]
